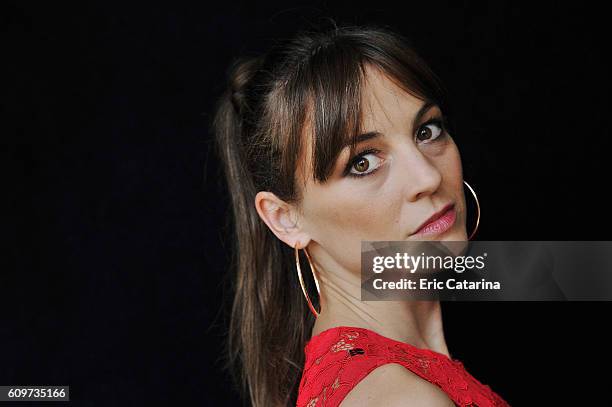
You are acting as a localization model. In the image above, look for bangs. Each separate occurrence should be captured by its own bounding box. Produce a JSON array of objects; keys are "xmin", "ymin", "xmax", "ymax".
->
[
  {"xmin": 267, "ymin": 26, "xmax": 447, "ymax": 201},
  {"xmin": 302, "ymin": 43, "xmax": 366, "ymax": 185}
]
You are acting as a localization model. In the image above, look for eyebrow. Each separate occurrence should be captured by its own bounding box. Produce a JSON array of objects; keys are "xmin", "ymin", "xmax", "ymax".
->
[{"xmin": 345, "ymin": 100, "xmax": 437, "ymax": 147}]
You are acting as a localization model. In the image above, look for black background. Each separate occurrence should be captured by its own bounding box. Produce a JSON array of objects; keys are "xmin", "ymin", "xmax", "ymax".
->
[{"xmin": 4, "ymin": 1, "xmax": 611, "ymax": 405}]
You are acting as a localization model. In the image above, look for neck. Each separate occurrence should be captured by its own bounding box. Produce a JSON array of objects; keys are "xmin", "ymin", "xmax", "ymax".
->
[{"xmin": 309, "ymin": 252, "xmax": 450, "ymax": 357}]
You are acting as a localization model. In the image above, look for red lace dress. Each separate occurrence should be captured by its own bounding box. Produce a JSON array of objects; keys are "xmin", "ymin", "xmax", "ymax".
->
[{"xmin": 296, "ymin": 326, "xmax": 510, "ymax": 407}]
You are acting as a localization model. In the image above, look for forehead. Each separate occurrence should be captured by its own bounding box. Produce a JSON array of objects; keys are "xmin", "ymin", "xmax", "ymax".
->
[
  {"xmin": 295, "ymin": 65, "xmax": 425, "ymax": 187},
  {"xmin": 360, "ymin": 65, "xmax": 425, "ymax": 132}
]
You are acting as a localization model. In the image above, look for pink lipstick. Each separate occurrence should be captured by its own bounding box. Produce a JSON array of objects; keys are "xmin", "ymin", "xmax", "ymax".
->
[{"xmin": 411, "ymin": 203, "xmax": 456, "ymax": 237}]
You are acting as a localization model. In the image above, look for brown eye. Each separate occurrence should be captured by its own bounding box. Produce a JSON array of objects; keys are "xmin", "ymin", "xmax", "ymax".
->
[
  {"xmin": 416, "ymin": 122, "xmax": 443, "ymax": 143},
  {"xmin": 347, "ymin": 152, "xmax": 383, "ymax": 177},
  {"xmin": 353, "ymin": 157, "xmax": 370, "ymax": 173},
  {"xmin": 416, "ymin": 127, "xmax": 432, "ymax": 141}
]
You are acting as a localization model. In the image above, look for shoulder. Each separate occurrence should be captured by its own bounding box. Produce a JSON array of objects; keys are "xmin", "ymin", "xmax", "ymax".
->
[{"xmin": 339, "ymin": 362, "xmax": 455, "ymax": 407}]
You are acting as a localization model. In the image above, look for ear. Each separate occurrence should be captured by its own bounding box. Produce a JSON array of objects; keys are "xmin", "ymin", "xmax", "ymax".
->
[{"xmin": 254, "ymin": 191, "xmax": 311, "ymax": 249}]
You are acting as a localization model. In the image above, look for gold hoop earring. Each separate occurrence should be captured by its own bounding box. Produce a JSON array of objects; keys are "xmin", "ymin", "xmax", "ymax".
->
[
  {"xmin": 463, "ymin": 180, "xmax": 481, "ymax": 240},
  {"xmin": 295, "ymin": 245, "xmax": 321, "ymax": 318}
]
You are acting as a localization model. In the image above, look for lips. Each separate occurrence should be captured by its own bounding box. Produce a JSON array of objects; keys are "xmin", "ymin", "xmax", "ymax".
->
[{"xmin": 411, "ymin": 203, "xmax": 455, "ymax": 236}]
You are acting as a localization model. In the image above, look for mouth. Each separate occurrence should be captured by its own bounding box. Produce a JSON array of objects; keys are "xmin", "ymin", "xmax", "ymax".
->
[{"xmin": 410, "ymin": 202, "xmax": 456, "ymax": 237}]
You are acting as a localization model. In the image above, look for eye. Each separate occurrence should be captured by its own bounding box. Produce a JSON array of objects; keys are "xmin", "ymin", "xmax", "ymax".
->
[
  {"xmin": 416, "ymin": 119, "xmax": 445, "ymax": 143},
  {"xmin": 348, "ymin": 150, "xmax": 384, "ymax": 177}
]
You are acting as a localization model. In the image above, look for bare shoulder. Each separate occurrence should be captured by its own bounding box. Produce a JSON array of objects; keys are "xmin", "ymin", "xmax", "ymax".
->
[{"xmin": 339, "ymin": 362, "xmax": 455, "ymax": 407}]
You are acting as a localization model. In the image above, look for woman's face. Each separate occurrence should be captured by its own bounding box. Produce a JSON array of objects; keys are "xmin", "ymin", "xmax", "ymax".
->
[{"xmin": 294, "ymin": 65, "xmax": 468, "ymax": 274}]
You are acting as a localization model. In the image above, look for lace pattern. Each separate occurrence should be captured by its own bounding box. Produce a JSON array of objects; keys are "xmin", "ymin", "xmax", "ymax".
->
[{"xmin": 296, "ymin": 326, "xmax": 510, "ymax": 407}]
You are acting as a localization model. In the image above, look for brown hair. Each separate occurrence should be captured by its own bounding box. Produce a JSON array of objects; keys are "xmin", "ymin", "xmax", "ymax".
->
[{"xmin": 211, "ymin": 21, "xmax": 449, "ymax": 406}]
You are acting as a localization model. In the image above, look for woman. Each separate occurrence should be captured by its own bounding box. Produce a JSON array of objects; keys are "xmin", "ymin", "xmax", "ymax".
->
[{"xmin": 212, "ymin": 22, "xmax": 509, "ymax": 407}]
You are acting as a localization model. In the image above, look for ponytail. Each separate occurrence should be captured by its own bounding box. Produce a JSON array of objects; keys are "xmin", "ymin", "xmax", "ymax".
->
[{"xmin": 212, "ymin": 55, "xmax": 312, "ymax": 407}]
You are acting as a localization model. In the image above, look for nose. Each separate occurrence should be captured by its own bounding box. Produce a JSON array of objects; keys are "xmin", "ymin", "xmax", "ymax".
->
[{"xmin": 396, "ymin": 144, "xmax": 442, "ymax": 202}]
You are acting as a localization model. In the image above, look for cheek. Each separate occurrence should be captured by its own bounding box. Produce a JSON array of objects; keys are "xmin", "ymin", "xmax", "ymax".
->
[
  {"xmin": 429, "ymin": 137, "xmax": 463, "ymax": 189},
  {"xmin": 306, "ymin": 185, "xmax": 397, "ymax": 237},
  {"xmin": 438, "ymin": 139, "xmax": 464, "ymax": 183},
  {"xmin": 303, "ymin": 185, "xmax": 399, "ymax": 271},
  {"xmin": 440, "ymin": 143, "xmax": 468, "ymax": 232}
]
